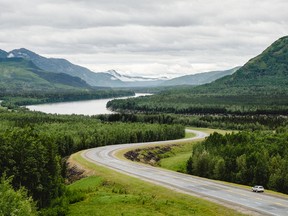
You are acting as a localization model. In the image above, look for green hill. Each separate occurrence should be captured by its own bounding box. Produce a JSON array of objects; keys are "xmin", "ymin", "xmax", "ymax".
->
[
  {"xmin": 0, "ymin": 58, "xmax": 90, "ymax": 93},
  {"xmin": 196, "ymin": 36, "xmax": 288, "ymax": 94}
]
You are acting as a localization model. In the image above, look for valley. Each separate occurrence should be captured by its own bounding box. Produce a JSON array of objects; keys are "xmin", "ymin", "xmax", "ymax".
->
[
  {"xmin": 2, "ymin": 0, "xmax": 288, "ymax": 215},
  {"xmin": 0, "ymin": 35, "xmax": 288, "ymax": 216}
]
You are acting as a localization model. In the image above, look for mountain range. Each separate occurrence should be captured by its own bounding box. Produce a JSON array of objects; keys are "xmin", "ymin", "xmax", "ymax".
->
[
  {"xmin": 7, "ymin": 48, "xmax": 124, "ymax": 87},
  {"xmin": 0, "ymin": 48, "xmax": 239, "ymax": 89}
]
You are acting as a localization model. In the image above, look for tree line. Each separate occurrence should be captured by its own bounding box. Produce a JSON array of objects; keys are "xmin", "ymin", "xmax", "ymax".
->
[
  {"xmin": 0, "ymin": 88, "xmax": 134, "ymax": 109},
  {"xmin": 106, "ymin": 93, "xmax": 288, "ymax": 115},
  {"xmin": 96, "ymin": 113, "xmax": 288, "ymax": 130}
]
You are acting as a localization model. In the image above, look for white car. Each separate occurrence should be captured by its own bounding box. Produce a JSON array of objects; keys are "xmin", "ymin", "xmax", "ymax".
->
[{"xmin": 252, "ymin": 185, "xmax": 264, "ymax": 192}]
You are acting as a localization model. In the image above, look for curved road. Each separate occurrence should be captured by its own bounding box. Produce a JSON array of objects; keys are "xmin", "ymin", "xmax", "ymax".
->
[{"xmin": 82, "ymin": 129, "xmax": 288, "ymax": 216}]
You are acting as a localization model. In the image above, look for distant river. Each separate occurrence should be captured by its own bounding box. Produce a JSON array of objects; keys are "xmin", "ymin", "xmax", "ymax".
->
[{"xmin": 26, "ymin": 93, "xmax": 150, "ymax": 115}]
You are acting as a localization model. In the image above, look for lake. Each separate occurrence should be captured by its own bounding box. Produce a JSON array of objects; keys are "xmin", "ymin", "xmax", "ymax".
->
[{"xmin": 26, "ymin": 93, "xmax": 150, "ymax": 115}]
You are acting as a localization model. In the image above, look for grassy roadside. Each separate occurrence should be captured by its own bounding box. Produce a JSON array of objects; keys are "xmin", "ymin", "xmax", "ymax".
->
[
  {"xmin": 119, "ymin": 127, "xmax": 232, "ymax": 172},
  {"xmin": 160, "ymin": 127, "xmax": 233, "ymax": 172},
  {"xmin": 67, "ymin": 152, "xmax": 245, "ymax": 216}
]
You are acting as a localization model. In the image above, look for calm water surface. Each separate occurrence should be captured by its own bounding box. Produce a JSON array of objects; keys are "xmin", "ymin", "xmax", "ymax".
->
[{"xmin": 26, "ymin": 93, "xmax": 150, "ymax": 115}]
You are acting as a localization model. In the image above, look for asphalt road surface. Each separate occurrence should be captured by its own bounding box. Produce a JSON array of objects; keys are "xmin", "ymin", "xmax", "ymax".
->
[{"xmin": 82, "ymin": 129, "xmax": 288, "ymax": 216}]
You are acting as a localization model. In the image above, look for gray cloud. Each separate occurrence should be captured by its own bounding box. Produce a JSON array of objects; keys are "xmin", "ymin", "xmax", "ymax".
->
[{"xmin": 0, "ymin": 0, "xmax": 287, "ymax": 77}]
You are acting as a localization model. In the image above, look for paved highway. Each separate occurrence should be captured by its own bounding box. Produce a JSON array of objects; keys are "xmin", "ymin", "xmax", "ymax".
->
[{"xmin": 82, "ymin": 129, "xmax": 288, "ymax": 216}]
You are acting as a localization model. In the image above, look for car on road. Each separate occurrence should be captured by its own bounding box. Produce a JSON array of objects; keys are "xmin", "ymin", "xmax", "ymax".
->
[{"xmin": 252, "ymin": 185, "xmax": 264, "ymax": 192}]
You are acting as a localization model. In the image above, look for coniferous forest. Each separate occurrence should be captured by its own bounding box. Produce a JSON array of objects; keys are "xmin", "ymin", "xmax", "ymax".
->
[
  {"xmin": 0, "ymin": 109, "xmax": 184, "ymax": 214},
  {"xmin": 186, "ymin": 128, "xmax": 288, "ymax": 194}
]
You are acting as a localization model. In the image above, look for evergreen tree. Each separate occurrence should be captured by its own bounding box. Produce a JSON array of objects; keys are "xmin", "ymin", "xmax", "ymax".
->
[{"xmin": 0, "ymin": 175, "xmax": 37, "ymax": 216}]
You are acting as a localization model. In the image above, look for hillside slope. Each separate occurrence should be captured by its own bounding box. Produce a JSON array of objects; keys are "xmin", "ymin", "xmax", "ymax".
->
[
  {"xmin": 8, "ymin": 48, "xmax": 125, "ymax": 87},
  {"xmin": 0, "ymin": 58, "xmax": 90, "ymax": 93},
  {"xmin": 161, "ymin": 67, "xmax": 240, "ymax": 86},
  {"xmin": 0, "ymin": 49, "xmax": 8, "ymax": 58},
  {"xmin": 196, "ymin": 36, "xmax": 288, "ymax": 94}
]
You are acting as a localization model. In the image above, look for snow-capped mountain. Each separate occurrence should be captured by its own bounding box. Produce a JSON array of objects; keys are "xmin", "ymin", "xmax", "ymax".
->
[{"xmin": 106, "ymin": 70, "xmax": 169, "ymax": 82}]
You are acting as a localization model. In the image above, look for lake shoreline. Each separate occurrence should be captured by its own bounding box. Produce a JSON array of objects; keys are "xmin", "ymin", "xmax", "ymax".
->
[{"xmin": 25, "ymin": 93, "xmax": 152, "ymax": 115}]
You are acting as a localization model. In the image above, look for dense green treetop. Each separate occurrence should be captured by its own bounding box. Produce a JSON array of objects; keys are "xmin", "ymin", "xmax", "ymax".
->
[
  {"xmin": 187, "ymin": 127, "xmax": 288, "ymax": 194},
  {"xmin": 0, "ymin": 176, "xmax": 37, "ymax": 216}
]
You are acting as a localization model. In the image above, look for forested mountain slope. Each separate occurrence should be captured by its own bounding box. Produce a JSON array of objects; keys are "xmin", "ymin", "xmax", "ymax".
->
[
  {"xmin": 195, "ymin": 35, "xmax": 288, "ymax": 94},
  {"xmin": 0, "ymin": 58, "xmax": 92, "ymax": 94}
]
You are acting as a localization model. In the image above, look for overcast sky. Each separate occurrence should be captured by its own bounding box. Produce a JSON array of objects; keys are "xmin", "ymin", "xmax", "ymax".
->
[{"xmin": 0, "ymin": 0, "xmax": 287, "ymax": 78}]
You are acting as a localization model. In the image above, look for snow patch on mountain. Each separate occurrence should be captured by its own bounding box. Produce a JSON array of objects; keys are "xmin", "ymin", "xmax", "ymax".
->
[
  {"xmin": 7, "ymin": 53, "xmax": 15, "ymax": 58},
  {"xmin": 106, "ymin": 70, "xmax": 169, "ymax": 82}
]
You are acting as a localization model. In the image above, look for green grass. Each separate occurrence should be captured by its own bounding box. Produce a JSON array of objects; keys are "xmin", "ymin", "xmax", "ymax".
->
[
  {"xmin": 160, "ymin": 152, "xmax": 192, "ymax": 172},
  {"xmin": 184, "ymin": 131, "xmax": 196, "ymax": 138},
  {"xmin": 67, "ymin": 152, "xmax": 245, "ymax": 216},
  {"xmin": 160, "ymin": 127, "xmax": 233, "ymax": 172},
  {"xmin": 158, "ymin": 140, "xmax": 198, "ymax": 172}
]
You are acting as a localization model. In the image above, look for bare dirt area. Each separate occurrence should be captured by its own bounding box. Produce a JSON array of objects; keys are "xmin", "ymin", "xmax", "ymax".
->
[
  {"xmin": 66, "ymin": 155, "xmax": 94, "ymax": 184},
  {"xmin": 124, "ymin": 144, "xmax": 177, "ymax": 166}
]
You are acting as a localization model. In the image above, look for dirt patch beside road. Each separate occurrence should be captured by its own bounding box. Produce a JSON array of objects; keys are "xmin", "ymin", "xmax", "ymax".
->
[
  {"xmin": 124, "ymin": 145, "xmax": 177, "ymax": 166},
  {"xmin": 66, "ymin": 155, "xmax": 95, "ymax": 184}
]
